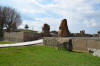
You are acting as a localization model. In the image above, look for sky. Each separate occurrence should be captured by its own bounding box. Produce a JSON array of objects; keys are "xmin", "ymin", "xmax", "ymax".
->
[{"xmin": 0, "ymin": 0, "xmax": 100, "ymax": 34}]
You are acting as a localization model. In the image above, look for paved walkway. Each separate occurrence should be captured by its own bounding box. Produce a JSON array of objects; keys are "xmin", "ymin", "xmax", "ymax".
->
[{"xmin": 0, "ymin": 39, "xmax": 43, "ymax": 48}]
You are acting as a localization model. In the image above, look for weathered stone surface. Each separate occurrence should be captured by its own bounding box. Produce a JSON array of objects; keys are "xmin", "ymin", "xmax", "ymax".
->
[
  {"xmin": 44, "ymin": 37, "xmax": 100, "ymax": 52},
  {"xmin": 58, "ymin": 19, "xmax": 70, "ymax": 37},
  {"xmin": 88, "ymin": 48, "xmax": 100, "ymax": 57},
  {"xmin": 58, "ymin": 38, "xmax": 72, "ymax": 51},
  {"xmin": 97, "ymin": 31, "xmax": 100, "ymax": 37},
  {"xmin": 93, "ymin": 49, "xmax": 100, "ymax": 57},
  {"xmin": 42, "ymin": 24, "xmax": 50, "ymax": 37},
  {"xmin": 71, "ymin": 30, "xmax": 92, "ymax": 37},
  {"xmin": 88, "ymin": 48, "xmax": 96, "ymax": 53},
  {"xmin": 80, "ymin": 30, "xmax": 85, "ymax": 35}
]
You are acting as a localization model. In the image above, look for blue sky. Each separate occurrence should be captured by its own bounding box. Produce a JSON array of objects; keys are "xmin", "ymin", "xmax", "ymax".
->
[{"xmin": 0, "ymin": 0, "xmax": 100, "ymax": 34}]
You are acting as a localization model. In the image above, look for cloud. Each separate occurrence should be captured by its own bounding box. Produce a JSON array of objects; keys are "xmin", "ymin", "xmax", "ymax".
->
[
  {"xmin": 84, "ymin": 19, "xmax": 99, "ymax": 27},
  {"xmin": 0, "ymin": 0, "xmax": 100, "ymax": 33},
  {"xmin": 19, "ymin": 20, "xmax": 42, "ymax": 31}
]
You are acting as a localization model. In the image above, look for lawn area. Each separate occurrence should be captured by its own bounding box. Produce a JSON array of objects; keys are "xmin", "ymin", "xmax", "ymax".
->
[
  {"xmin": 0, "ymin": 46, "xmax": 100, "ymax": 66},
  {"xmin": 0, "ymin": 41, "xmax": 15, "ymax": 44}
]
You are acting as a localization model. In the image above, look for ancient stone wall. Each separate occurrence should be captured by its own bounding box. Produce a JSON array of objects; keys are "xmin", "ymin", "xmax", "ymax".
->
[
  {"xmin": 43, "ymin": 37, "xmax": 100, "ymax": 52},
  {"xmin": 24, "ymin": 32, "xmax": 42, "ymax": 41},
  {"xmin": 4, "ymin": 32, "xmax": 24, "ymax": 42},
  {"xmin": 4, "ymin": 32, "xmax": 42, "ymax": 42}
]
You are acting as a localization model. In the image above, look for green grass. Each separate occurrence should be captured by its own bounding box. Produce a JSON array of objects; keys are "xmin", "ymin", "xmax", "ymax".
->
[
  {"xmin": 0, "ymin": 46, "xmax": 100, "ymax": 66},
  {"xmin": 0, "ymin": 41, "xmax": 15, "ymax": 44}
]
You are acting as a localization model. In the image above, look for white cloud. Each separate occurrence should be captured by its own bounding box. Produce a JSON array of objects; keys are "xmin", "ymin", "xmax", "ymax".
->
[
  {"xmin": 21, "ymin": 8, "xmax": 45, "ymax": 14},
  {"xmin": 21, "ymin": 0, "xmax": 100, "ymax": 33},
  {"xmin": 84, "ymin": 19, "xmax": 99, "ymax": 27},
  {"xmin": 19, "ymin": 20, "xmax": 42, "ymax": 31},
  {"xmin": 1, "ymin": 0, "xmax": 100, "ymax": 33},
  {"xmin": 19, "ymin": 17, "xmax": 62, "ymax": 31}
]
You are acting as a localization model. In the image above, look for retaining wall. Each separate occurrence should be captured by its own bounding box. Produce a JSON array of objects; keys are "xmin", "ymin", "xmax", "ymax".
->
[
  {"xmin": 43, "ymin": 37, "xmax": 100, "ymax": 52},
  {"xmin": 4, "ymin": 32, "xmax": 42, "ymax": 42},
  {"xmin": 4, "ymin": 32, "xmax": 24, "ymax": 42}
]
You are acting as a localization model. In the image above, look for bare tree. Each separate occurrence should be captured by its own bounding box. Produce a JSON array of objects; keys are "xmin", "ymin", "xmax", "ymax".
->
[
  {"xmin": 0, "ymin": 6, "xmax": 22, "ymax": 39},
  {"xmin": 0, "ymin": 6, "xmax": 22, "ymax": 32},
  {"xmin": 0, "ymin": 6, "xmax": 5, "ymax": 39}
]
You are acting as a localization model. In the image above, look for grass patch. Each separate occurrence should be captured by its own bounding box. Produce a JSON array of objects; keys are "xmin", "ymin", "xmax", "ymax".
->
[
  {"xmin": 0, "ymin": 41, "xmax": 15, "ymax": 44},
  {"xmin": 0, "ymin": 46, "xmax": 100, "ymax": 66}
]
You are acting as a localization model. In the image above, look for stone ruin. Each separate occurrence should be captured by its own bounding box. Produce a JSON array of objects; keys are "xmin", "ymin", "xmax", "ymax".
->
[
  {"xmin": 58, "ymin": 19, "xmax": 70, "ymax": 37},
  {"xmin": 42, "ymin": 19, "xmax": 100, "ymax": 37},
  {"xmin": 80, "ymin": 30, "xmax": 85, "ymax": 35},
  {"xmin": 97, "ymin": 31, "xmax": 100, "ymax": 37},
  {"xmin": 71, "ymin": 30, "xmax": 92, "ymax": 37},
  {"xmin": 42, "ymin": 23, "xmax": 50, "ymax": 37}
]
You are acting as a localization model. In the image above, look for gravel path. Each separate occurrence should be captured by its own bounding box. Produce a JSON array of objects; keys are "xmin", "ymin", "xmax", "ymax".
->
[{"xmin": 0, "ymin": 39, "xmax": 43, "ymax": 48}]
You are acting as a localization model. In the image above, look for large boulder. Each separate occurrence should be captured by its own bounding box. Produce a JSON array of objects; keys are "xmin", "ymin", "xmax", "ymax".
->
[
  {"xmin": 88, "ymin": 48, "xmax": 100, "ymax": 57},
  {"xmin": 93, "ymin": 49, "xmax": 100, "ymax": 57},
  {"xmin": 42, "ymin": 24, "xmax": 50, "ymax": 37},
  {"xmin": 58, "ymin": 19, "xmax": 70, "ymax": 37}
]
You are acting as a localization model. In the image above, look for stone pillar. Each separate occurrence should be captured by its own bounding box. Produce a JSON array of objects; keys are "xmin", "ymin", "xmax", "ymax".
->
[
  {"xmin": 42, "ymin": 24, "xmax": 50, "ymax": 37},
  {"xmin": 97, "ymin": 31, "xmax": 100, "ymax": 37},
  {"xmin": 80, "ymin": 30, "xmax": 85, "ymax": 35},
  {"xmin": 58, "ymin": 19, "xmax": 70, "ymax": 37}
]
